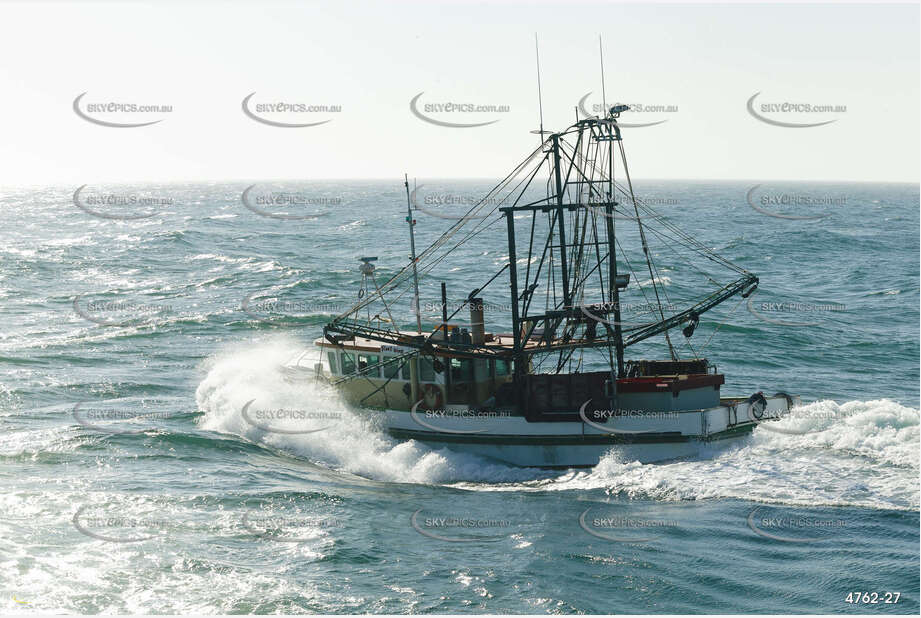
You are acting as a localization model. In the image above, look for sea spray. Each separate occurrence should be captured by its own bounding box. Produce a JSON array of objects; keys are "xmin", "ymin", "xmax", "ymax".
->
[{"xmin": 194, "ymin": 336, "xmax": 543, "ymax": 485}]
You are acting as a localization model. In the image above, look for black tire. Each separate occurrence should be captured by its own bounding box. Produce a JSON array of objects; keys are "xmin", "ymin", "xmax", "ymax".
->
[{"xmin": 748, "ymin": 392, "xmax": 767, "ymax": 420}]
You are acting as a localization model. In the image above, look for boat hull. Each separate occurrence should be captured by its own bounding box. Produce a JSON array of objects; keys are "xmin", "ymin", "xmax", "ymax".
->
[{"xmin": 372, "ymin": 394, "xmax": 798, "ymax": 467}]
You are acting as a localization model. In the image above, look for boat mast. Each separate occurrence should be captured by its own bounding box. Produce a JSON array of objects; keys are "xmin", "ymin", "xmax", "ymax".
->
[
  {"xmin": 598, "ymin": 35, "xmax": 625, "ymax": 378},
  {"xmin": 404, "ymin": 174, "xmax": 423, "ymax": 333},
  {"xmin": 551, "ymin": 134, "xmax": 571, "ymax": 309},
  {"xmin": 604, "ymin": 159, "xmax": 626, "ymax": 377}
]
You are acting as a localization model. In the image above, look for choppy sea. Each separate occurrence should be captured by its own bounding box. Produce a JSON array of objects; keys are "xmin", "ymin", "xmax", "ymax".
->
[{"xmin": 0, "ymin": 179, "xmax": 918, "ymax": 613}]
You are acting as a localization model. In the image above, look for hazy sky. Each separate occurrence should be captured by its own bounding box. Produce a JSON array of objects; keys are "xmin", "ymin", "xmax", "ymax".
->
[{"xmin": 0, "ymin": 1, "xmax": 917, "ymax": 186}]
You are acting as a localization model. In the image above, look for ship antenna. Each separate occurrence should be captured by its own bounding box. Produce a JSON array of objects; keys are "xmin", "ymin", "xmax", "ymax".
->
[
  {"xmin": 533, "ymin": 32, "xmax": 546, "ymax": 144},
  {"xmin": 599, "ymin": 34, "xmax": 607, "ymax": 117},
  {"xmin": 404, "ymin": 173, "xmax": 423, "ymax": 333}
]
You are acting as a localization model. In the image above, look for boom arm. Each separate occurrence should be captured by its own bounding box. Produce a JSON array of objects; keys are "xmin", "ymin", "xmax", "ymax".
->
[{"xmin": 622, "ymin": 274, "xmax": 758, "ymax": 348}]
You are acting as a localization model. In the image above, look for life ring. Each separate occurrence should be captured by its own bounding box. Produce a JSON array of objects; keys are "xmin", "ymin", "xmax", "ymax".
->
[
  {"xmin": 748, "ymin": 391, "xmax": 768, "ymax": 420},
  {"xmin": 422, "ymin": 384, "xmax": 443, "ymax": 410}
]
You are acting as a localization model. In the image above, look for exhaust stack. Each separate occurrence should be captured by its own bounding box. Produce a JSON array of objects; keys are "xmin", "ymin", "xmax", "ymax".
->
[{"xmin": 469, "ymin": 297, "xmax": 485, "ymax": 345}]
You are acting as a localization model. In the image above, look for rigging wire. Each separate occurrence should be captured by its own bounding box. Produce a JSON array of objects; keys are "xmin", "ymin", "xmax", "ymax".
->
[
  {"xmin": 699, "ymin": 294, "xmax": 747, "ymax": 354},
  {"xmin": 330, "ymin": 113, "xmax": 754, "ymax": 362},
  {"xmin": 617, "ymin": 139, "xmax": 677, "ymax": 360}
]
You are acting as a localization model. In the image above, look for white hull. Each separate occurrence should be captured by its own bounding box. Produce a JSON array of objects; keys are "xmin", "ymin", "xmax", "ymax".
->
[
  {"xmin": 373, "ymin": 394, "xmax": 799, "ymax": 467},
  {"xmin": 287, "ymin": 351, "xmax": 799, "ymax": 467}
]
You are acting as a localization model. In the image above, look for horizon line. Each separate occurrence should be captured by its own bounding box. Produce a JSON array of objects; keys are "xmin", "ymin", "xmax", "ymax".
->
[{"xmin": 2, "ymin": 176, "xmax": 918, "ymax": 191}]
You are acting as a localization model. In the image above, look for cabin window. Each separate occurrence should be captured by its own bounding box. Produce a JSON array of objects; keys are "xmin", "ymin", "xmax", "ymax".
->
[
  {"xmin": 450, "ymin": 358, "xmax": 474, "ymax": 382},
  {"xmin": 495, "ymin": 358, "xmax": 510, "ymax": 376},
  {"xmin": 488, "ymin": 359, "xmax": 495, "ymax": 378},
  {"xmin": 358, "ymin": 354, "xmax": 381, "ymax": 378},
  {"xmin": 383, "ymin": 356, "xmax": 400, "ymax": 379},
  {"xmin": 341, "ymin": 352, "xmax": 356, "ymax": 374},
  {"xmin": 419, "ymin": 357, "xmax": 435, "ymax": 382},
  {"xmin": 327, "ymin": 351, "xmax": 338, "ymax": 374},
  {"xmin": 400, "ymin": 361, "xmax": 411, "ymax": 380}
]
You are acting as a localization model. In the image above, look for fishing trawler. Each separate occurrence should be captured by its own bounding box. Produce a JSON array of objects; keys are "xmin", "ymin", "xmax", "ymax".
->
[{"xmin": 284, "ymin": 103, "xmax": 799, "ymax": 468}]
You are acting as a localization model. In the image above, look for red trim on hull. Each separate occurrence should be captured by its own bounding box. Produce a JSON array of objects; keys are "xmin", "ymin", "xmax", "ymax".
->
[{"xmin": 617, "ymin": 374, "xmax": 724, "ymax": 394}]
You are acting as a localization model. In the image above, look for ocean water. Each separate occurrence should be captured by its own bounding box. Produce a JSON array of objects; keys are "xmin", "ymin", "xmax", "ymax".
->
[{"xmin": 0, "ymin": 179, "xmax": 918, "ymax": 614}]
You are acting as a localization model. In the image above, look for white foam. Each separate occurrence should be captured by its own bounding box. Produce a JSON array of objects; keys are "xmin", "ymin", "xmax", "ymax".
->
[
  {"xmin": 194, "ymin": 337, "xmax": 541, "ymax": 485},
  {"xmin": 636, "ymin": 275, "xmax": 672, "ymax": 287},
  {"xmin": 471, "ymin": 399, "xmax": 919, "ymax": 510},
  {"xmin": 195, "ymin": 340, "xmax": 919, "ymax": 509}
]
